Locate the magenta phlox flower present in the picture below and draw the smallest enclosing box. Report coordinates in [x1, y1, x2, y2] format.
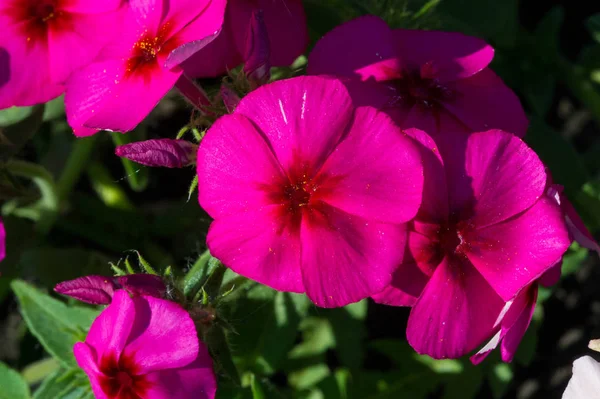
[183, 0, 307, 78]
[0, 0, 123, 108]
[55, 274, 166, 305]
[372, 128, 570, 359]
[75, 290, 216, 399]
[64, 0, 227, 137]
[115, 138, 198, 168]
[307, 16, 528, 137]
[0, 217, 5, 262]
[197, 76, 424, 307]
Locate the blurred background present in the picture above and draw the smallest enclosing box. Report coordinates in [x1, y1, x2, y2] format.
[1, 0, 600, 398]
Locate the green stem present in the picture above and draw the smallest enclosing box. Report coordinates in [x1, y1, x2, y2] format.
[56, 136, 97, 203]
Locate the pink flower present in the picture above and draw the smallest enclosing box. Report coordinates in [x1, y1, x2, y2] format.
[183, 0, 307, 78]
[307, 16, 528, 137]
[0, 217, 5, 262]
[0, 0, 122, 108]
[64, 0, 227, 137]
[197, 76, 424, 307]
[55, 274, 166, 305]
[373, 129, 570, 359]
[75, 290, 216, 399]
[470, 179, 600, 364]
[115, 139, 198, 168]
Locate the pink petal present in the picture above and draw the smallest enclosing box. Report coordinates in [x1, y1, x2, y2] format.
[256, 0, 307, 67]
[60, 0, 122, 14]
[0, 32, 64, 108]
[307, 15, 401, 81]
[372, 261, 428, 306]
[466, 197, 570, 302]
[164, 0, 227, 68]
[181, 26, 242, 78]
[300, 203, 406, 307]
[407, 257, 504, 359]
[0, 48, 8, 88]
[393, 29, 494, 82]
[501, 285, 537, 362]
[464, 130, 547, 229]
[143, 351, 216, 399]
[85, 290, 136, 360]
[78, 61, 181, 133]
[128, 0, 165, 34]
[0, 217, 5, 262]
[206, 206, 303, 293]
[561, 195, 600, 253]
[316, 106, 423, 224]
[74, 343, 110, 399]
[539, 263, 562, 287]
[407, 230, 443, 278]
[124, 295, 199, 373]
[443, 69, 528, 137]
[197, 113, 286, 218]
[235, 76, 354, 173]
[54, 276, 117, 305]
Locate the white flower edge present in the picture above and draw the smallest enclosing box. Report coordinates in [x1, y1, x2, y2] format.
[563, 356, 600, 399]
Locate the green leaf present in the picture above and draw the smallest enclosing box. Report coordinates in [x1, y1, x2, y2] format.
[488, 363, 514, 399]
[0, 362, 30, 399]
[33, 369, 91, 399]
[0, 105, 45, 160]
[22, 358, 60, 385]
[289, 364, 331, 390]
[586, 14, 600, 44]
[442, 366, 483, 399]
[250, 374, 266, 399]
[11, 280, 99, 367]
[323, 300, 367, 369]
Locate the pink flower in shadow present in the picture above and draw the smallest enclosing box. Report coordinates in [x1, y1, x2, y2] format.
[74, 290, 216, 399]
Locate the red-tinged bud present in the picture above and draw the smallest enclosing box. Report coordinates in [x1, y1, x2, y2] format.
[115, 139, 198, 168]
[55, 274, 167, 305]
[243, 9, 270, 88]
[220, 84, 241, 113]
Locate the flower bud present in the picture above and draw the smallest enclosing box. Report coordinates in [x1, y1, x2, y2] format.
[115, 139, 198, 168]
[220, 84, 241, 113]
[243, 9, 271, 88]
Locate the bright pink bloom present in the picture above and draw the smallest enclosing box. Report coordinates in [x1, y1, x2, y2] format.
[307, 16, 528, 137]
[75, 290, 216, 399]
[64, 0, 226, 136]
[0, 217, 5, 262]
[115, 139, 198, 168]
[55, 274, 166, 305]
[0, 0, 122, 108]
[373, 128, 570, 359]
[183, 0, 307, 78]
[197, 76, 424, 307]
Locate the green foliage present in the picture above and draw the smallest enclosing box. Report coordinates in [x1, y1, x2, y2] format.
[0, 362, 30, 399]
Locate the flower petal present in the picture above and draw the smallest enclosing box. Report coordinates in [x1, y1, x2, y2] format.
[74, 343, 110, 399]
[500, 285, 537, 362]
[206, 206, 303, 293]
[54, 276, 116, 305]
[124, 296, 199, 373]
[142, 350, 216, 399]
[393, 29, 494, 81]
[59, 0, 122, 14]
[235, 76, 354, 173]
[371, 261, 428, 306]
[466, 197, 570, 302]
[197, 113, 286, 218]
[563, 356, 600, 399]
[307, 15, 401, 81]
[443, 69, 528, 137]
[300, 203, 406, 307]
[128, 0, 165, 34]
[316, 106, 423, 224]
[407, 257, 504, 359]
[85, 290, 136, 360]
[464, 130, 547, 228]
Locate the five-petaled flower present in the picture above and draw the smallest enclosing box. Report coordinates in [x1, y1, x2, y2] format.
[373, 128, 570, 359]
[65, 0, 226, 136]
[0, 0, 122, 108]
[197, 75, 424, 307]
[308, 16, 528, 137]
[75, 290, 216, 399]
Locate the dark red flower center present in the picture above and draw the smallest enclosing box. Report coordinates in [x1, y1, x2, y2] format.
[387, 62, 454, 109]
[125, 24, 179, 82]
[4, 0, 72, 46]
[283, 177, 313, 211]
[437, 221, 470, 257]
[98, 353, 150, 399]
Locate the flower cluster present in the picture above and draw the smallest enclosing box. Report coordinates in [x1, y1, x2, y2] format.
[2, 1, 598, 398]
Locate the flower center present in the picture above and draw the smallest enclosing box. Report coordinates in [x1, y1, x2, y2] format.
[98, 353, 149, 399]
[125, 36, 162, 79]
[388, 63, 454, 108]
[284, 179, 312, 211]
[115, 371, 133, 388]
[439, 226, 462, 254]
[35, 2, 56, 22]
